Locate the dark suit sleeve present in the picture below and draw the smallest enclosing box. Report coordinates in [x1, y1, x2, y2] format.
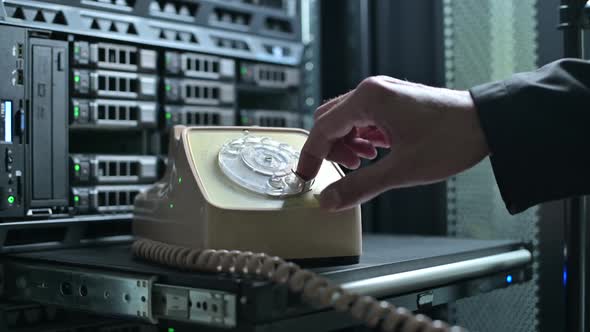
[469, 58, 590, 214]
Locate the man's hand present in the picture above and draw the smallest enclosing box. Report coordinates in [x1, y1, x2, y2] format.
[296, 76, 489, 211]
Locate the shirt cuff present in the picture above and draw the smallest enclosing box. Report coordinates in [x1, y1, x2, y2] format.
[470, 79, 526, 214]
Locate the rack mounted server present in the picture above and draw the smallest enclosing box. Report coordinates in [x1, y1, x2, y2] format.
[0, 0, 306, 235]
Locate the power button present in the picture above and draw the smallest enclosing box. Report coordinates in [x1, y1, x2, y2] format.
[0, 190, 15, 210]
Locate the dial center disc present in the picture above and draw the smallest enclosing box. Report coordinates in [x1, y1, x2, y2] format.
[218, 134, 309, 197]
[241, 144, 293, 176]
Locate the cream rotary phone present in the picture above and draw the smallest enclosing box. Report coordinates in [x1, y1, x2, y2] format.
[132, 126, 463, 332]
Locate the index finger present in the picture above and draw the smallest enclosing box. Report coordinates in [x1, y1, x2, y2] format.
[314, 91, 352, 120]
[296, 90, 370, 180]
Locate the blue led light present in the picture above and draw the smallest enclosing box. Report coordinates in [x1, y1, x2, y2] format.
[506, 275, 513, 284]
[563, 266, 568, 286]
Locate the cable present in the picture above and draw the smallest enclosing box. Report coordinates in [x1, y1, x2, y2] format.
[133, 238, 466, 332]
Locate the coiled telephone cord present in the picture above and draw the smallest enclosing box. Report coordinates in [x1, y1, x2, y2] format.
[133, 238, 466, 332]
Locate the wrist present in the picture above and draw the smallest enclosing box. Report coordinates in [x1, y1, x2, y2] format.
[460, 90, 490, 157]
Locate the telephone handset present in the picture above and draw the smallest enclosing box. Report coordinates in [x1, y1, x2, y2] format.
[132, 126, 465, 332]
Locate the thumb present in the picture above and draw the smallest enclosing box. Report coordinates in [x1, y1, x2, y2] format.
[319, 156, 393, 211]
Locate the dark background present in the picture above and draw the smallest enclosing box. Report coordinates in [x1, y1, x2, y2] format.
[319, 0, 566, 330]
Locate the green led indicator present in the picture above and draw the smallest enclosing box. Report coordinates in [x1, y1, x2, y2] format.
[74, 75, 80, 83]
[165, 84, 171, 92]
[240, 66, 248, 76]
[7, 196, 14, 204]
[168, 328, 175, 332]
[74, 46, 80, 54]
[169, 203, 174, 209]
[74, 195, 80, 203]
[74, 164, 81, 172]
[241, 116, 249, 124]
[73, 106, 80, 118]
[178, 177, 182, 184]
[165, 112, 172, 120]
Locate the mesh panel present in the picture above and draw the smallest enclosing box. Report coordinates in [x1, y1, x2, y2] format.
[443, 0, 539, 330]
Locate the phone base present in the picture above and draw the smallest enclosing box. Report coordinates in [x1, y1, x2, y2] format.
[133, 126, 362, 260]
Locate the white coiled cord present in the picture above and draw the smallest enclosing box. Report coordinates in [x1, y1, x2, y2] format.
[132, 238, 466, 332]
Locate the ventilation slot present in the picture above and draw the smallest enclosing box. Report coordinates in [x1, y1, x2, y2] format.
[96, 73, 138, 95]
[109, 22, 118, 32]
[12, 7, 26, 20]
[266, 17, 292, 33]
[213, 37, 249, 51]
[241, 0, 285, 10]
[7, 7, 68, 25]
[108, 105, 117, 120]
[97, 188, 139, 209]
[213, 8, 251, 27]
[150, 1, 199, 21]
[186, 112, 194, 125]
[257, 116, 287, 127]
[259, 69, 286, 83]
[119, 162, 128, 177]
[33, 10, 46, 22]
[87, 0, 136, 7]
[189, 112, 220, 125]
[85, 17, 137, 35]
[90, 19, 101, 30]
[98, 161, 107, 176]
[97, 45, 138, 68]
[97, 105, 106, 120]
[98, 161, 139, 178]
[118, 105, 128, 119]
[264, 45, 291, 57]
[156, 28, 198, 44]
[127, 24, 138, 35]
[53, 11, 67, 25]
[98, 191, 107, 206]
[183, 57, 220, 75]
[95, 103, 142, 124]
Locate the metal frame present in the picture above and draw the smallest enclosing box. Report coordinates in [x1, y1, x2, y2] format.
[0, 0, 303, 66]
[558, 1, 590, 331]
[0, 214, 133, 253]
[0, 246, 532, 331]
[57, 0, 301, 40]
[341, 249, 531, 297]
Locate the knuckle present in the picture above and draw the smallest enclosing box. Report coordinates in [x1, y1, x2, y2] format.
[356, 76, 392, 120]
[358, 76, 394, 101]
[358, 76, 383, 91]
[304, 126, 329, 156]
[313, 108, 324, 120]
[314, 102, 332, 119]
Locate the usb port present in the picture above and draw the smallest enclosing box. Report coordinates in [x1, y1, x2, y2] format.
[17, 43, 23, 59]
[16, 70, 23, 85]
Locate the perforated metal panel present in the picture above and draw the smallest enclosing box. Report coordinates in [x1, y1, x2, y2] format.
[443, 0, 540, 330]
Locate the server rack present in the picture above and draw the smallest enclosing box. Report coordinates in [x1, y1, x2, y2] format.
[0, 0, 309, 252]
[0, 2, 537, 332]
[0, 1, 312, 330]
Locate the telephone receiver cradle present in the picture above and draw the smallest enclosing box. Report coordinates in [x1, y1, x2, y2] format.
[133, 125, 362, 263]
